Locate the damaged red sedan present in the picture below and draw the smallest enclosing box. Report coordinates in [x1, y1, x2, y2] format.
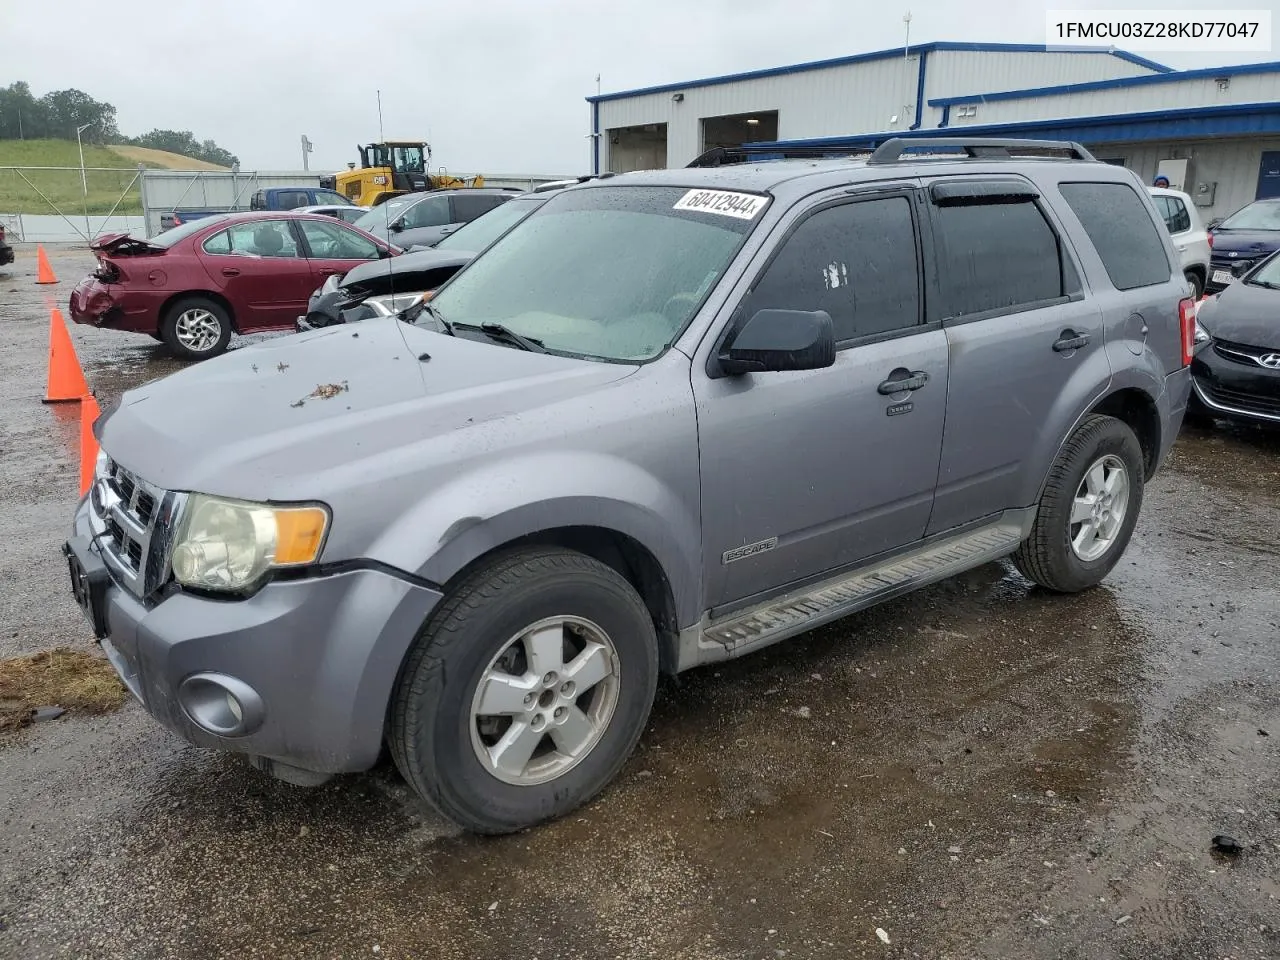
[69, 212, 399, 359]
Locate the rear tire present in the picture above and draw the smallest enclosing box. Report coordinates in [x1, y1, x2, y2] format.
[390, 547, 659, 834]
[1013, 415, 1145, 593]
[1185, 271, 1205, 301]
[161, 296, 232, 360]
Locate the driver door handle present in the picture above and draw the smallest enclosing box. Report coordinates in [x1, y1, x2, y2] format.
[1053, 330, 1091, 352]
[877, 370, 929, 395]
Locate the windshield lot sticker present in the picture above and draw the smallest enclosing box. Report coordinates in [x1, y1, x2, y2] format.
[674, 190, 767, 220]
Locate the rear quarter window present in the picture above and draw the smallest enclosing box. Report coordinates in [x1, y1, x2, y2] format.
[1060, 182, 1172, 290]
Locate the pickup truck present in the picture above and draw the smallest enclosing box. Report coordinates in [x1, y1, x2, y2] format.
[160, 186, 355, 231]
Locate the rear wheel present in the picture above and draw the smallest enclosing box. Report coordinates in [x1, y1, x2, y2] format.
[161, 296, 232, 360]
[390, 547, 658, 834]
[1185, 271, 1205, 300]
[1013, 415, 1145, 593]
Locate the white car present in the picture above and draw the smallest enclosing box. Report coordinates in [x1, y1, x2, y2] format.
[295, 204, 370, 225]
[1148, 186, 1212, 299]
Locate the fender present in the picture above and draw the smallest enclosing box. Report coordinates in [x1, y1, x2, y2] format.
[363, 450, 703, 629]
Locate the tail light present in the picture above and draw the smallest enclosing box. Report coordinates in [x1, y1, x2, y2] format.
[1178, 296, 1196, 366]
[1206, 231, 1214, 249]
[0, 224, 6, 242]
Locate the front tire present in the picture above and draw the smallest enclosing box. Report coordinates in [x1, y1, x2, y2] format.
[1013, 415, 1145, 593]
[390, 548, 659, 834]
[162, 296, 232, 360]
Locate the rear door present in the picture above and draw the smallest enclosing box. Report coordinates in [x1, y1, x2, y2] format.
[695, 184, 949, 609]
[924, 176, 1109, 535]
[197, 219, 315, 330]
[295, 218, 386, 286]
[397, 194, 454, 247]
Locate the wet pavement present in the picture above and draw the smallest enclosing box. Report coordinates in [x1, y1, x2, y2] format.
[1, 246, 1278, 960]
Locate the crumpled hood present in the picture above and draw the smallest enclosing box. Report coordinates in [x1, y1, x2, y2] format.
[1199, 282, 1280, 347]
[341, 247, 475, 290]
[99, 318, 638, 499]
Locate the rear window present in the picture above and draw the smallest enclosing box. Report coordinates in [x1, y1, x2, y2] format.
[1219, 200, 1280, 230]
[151, 215, 230, 247]
[1060, 182, 1171, 290]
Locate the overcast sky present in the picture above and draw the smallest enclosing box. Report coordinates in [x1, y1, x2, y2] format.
[2, 0, 1277, 174]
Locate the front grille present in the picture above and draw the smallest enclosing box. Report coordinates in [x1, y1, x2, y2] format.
[90, 459, 177, 598]
[1213, 338, 1280, 368]
[1200, 380, 1280, 417]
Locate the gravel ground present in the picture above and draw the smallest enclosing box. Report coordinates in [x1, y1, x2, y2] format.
[1, 245, 1277, 960]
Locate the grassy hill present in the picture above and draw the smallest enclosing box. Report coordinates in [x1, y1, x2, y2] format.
[0, 139, 225, 215]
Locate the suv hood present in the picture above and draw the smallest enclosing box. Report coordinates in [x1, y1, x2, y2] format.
[99, 318, 638, 499]
[341, 247, 475, 291]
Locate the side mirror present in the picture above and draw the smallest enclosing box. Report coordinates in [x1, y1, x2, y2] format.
[389, 219, 405, 233]
[1232, 261, 1251, 278]
[1207, 218, 1223, 230]
[719, 309, 835, 376]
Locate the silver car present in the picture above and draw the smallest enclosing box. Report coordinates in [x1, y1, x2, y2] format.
[66, 138, 1193, 834]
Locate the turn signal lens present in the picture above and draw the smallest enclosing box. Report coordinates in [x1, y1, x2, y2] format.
[273, 507, 330, 565]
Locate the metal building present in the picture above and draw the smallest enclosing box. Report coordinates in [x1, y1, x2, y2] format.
[587, 41, 1280, 222]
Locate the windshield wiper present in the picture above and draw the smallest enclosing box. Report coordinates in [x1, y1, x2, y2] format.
[1247, 279, 1280, 290]
[455, 321, 546, 353]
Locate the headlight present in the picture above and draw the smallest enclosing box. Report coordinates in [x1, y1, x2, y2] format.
[321, 273, 342, 294]
[1194, 319, 1211, 345]
[364, 292, 424, 317]
[170, 494, 330, 592]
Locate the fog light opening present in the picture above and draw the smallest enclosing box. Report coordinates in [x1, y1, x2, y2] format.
[177, 673, 264, 737]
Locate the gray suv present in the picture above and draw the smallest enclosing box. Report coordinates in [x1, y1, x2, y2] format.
[65, 138, 1194, 834]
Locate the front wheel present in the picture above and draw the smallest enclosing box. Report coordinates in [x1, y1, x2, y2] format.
[161, 296, 232, 360]
[389, 548, 659, 834]
[1013, 415, 1145, 593]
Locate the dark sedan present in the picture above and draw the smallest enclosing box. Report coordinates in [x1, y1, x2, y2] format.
[1190, 251, 1280, 426]
[1207, 198, 1280, 293]
[299, 192, 550, 329]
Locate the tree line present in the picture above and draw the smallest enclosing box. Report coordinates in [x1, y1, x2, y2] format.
[0, 81, 239, 167]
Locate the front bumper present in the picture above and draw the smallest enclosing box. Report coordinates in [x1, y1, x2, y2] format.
[1191, 344, 1280, 424]
[68, 499, 443, 774]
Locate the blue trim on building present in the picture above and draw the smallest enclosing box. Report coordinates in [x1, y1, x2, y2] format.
[909, 51, 928, 130]
[591, 101, 600, 175]
[742, 101, 1280, 150]
[584, 41, 1169, 104]
[929, 59, 1280, 106]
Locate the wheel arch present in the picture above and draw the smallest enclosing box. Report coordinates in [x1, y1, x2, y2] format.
[159, 290, 239, 334]
[1088, 386, 1162, 478]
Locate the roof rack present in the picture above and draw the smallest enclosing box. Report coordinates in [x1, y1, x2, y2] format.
[867, 138, 1096, 164]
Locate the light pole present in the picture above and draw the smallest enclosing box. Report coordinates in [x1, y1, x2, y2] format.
[76, 121, 95, 239]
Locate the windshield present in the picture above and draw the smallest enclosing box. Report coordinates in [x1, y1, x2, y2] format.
[392, 145, 425, 172]
[152, 215, 229, 247]
[427, 185, 764, 362]
[1246, 252, 1280, 287]
[436, 198, 544, 252]
[353, 197, 418, 232]
[1219, 201, 1280, 231]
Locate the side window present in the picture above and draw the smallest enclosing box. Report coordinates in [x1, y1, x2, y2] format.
[313, 190, 350, 207]
[452, 194, 507, 222]
[202, 220, 301, 258]
[1060, 182, 1172, 290]
[932, 195, 1070, 318]
[742, 196, 921, 343]
[298, 219, 380, 260]
[250, 191, 266, 211]
[403, 196, 451, 228]
[1167, 197, 1192, 233]
[275, 190, 310, 210]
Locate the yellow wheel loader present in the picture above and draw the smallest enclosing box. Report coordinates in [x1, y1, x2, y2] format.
[321, 141, 485, 206]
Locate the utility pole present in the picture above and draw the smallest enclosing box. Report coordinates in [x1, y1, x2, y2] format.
[903, 11, 912, 58]
[300, 134, 313, 172]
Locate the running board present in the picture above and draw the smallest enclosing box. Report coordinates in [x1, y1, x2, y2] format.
[694, 521, 1024, 662]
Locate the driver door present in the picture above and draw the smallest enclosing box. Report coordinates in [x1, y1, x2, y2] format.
[296, 218, 385, 287]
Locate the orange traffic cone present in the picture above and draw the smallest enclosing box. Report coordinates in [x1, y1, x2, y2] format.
[43, 308, 91, 403]
[79, 394, 101, 496]
[36, 245, 58, 284]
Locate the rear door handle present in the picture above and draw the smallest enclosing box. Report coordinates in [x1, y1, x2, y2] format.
[877, 370, 929, 395]
[1053, 330, 1091, 352]
[221, 267, 241, 278]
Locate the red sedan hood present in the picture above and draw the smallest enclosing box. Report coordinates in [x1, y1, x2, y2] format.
[89, 233, 165, 256]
